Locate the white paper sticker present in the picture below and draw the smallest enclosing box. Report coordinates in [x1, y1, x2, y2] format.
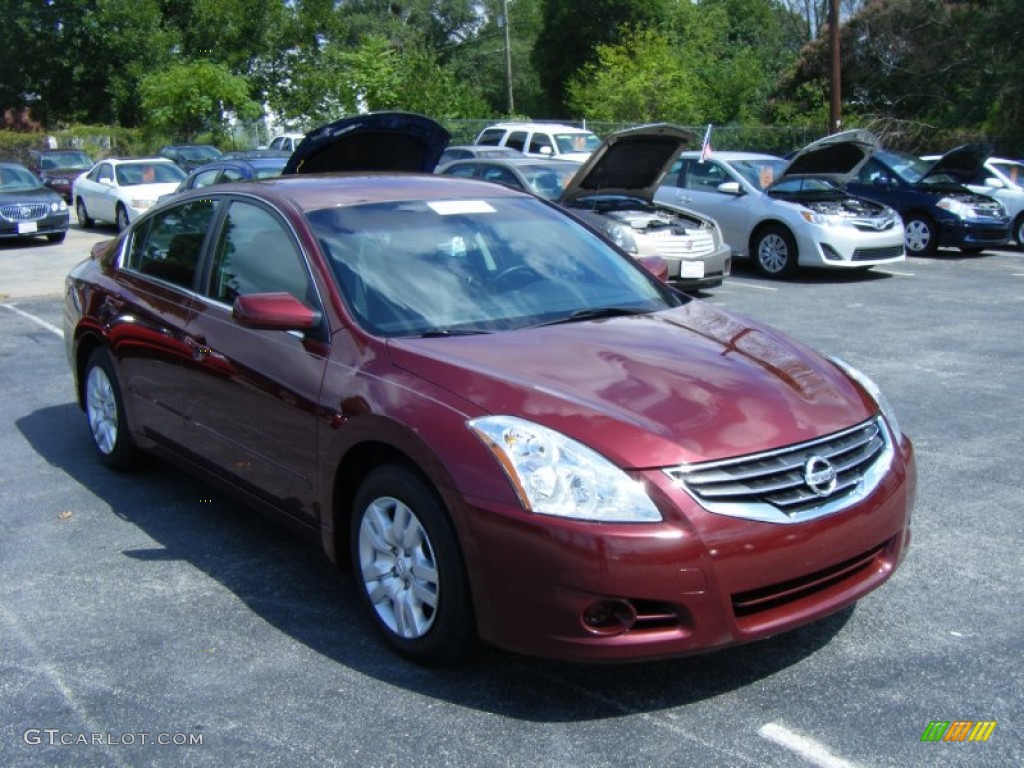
[427, 200, 496, 215]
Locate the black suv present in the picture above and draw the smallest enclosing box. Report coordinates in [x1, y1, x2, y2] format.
[846, 144, 1009, 256]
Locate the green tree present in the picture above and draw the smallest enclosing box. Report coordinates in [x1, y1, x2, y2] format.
[533, 0, 673, 116]
[139, 61, 261, 141]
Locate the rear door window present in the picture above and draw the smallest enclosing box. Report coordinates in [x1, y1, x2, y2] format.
[504, 131, 528, 152]
[125, 200, 218, 289]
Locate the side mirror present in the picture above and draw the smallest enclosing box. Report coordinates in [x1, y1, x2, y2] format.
[718, 181, 742, 195]
[984, 177, 1005, 189]
[233, 292, 321, 331]
[538, 146, 553, 156]
[99, 177, 114, 186]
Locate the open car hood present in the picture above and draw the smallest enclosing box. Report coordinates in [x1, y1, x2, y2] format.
[779, 129, 879, 185]
[920, 143, 992, 184]
[283, 112, 451, 175]
[559, 124, 696, 205]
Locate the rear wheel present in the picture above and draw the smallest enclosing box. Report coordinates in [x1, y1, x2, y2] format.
[752, 225, 798, 278]
[76, 198, 94, 228]
[83, 348, 140, 470]
[350, 463, 474, 665]
[903, 214, 937, 256]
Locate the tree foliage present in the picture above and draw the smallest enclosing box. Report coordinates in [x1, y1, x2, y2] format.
[139, 61, 261, 141]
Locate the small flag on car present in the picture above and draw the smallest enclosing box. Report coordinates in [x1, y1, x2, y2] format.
[700, 124, 713, 163]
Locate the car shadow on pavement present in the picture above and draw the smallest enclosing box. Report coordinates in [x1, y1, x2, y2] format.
[726, 259, 895, 285]
[18, 403, 852, 723]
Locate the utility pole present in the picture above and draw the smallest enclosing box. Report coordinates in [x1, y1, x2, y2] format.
[501, 0, 514, 113]
[829, 0, 841, 133]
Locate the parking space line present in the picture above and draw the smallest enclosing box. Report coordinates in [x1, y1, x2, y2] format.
[718, 281, 779, 292]
[0, 302, 64, 338]
[874, 269, 915, 276]
[758, 722, 862, 768]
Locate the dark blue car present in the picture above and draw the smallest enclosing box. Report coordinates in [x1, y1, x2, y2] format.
[846, 144, 1010, 256]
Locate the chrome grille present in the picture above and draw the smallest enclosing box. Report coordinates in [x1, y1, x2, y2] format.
[652, 229, 717, 258]
[852, 245, 904, 261]
[664, 417, 893, 524]
[0, 203, 51, 222]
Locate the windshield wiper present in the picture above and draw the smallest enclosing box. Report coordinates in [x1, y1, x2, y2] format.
[532, 306, 650, 328]
[417, 328, 494, 338]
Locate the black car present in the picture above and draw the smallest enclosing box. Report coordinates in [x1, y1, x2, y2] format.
[169, 155, 290, 195]
[157, 144, 223, 172]
[0, 162, 70, 243]
[27, 149, 94, 202]
[846, 144, 1010, 256]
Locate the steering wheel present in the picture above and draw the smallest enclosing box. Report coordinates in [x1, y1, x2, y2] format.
[489, 265, 539, 291]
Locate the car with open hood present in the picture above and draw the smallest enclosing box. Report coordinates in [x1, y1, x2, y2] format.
[439, 125, 731, 290]
[846, 144, 1010, 256]
[921, 154, 1024, 246]
[655, 130, 906, 278]
[0, 161, 69, 243]
[65, 111, 915, 665]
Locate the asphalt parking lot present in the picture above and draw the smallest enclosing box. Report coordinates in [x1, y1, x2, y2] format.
[1, 227, 1022, 767]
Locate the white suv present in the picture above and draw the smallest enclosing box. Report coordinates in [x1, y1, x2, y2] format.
[264, 133, 306, 153]
[475, 122, 601, 162]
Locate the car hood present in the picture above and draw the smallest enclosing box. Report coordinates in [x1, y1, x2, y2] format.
[778, 129, 879, 185]
[0, 186, 63, 204]
[283, 112, 451, 175]
[920, 143, 992, 184]
[560, 124, 697, 205]
[387, 300, 874, 468]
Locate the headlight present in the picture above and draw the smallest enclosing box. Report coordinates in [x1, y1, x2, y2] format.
[936, 197, 973, 219]
[603, 221, 638, 254]
[829, 356, 902, 443]
[800, 210, 849, 227]
[468, 415, 662, 522]
[50, 201, 67, 212]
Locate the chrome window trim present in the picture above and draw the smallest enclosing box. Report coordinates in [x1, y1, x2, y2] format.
[664, 417, 894, 525]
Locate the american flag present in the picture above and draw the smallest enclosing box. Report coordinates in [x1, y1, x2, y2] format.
[699, 124, 713, 163]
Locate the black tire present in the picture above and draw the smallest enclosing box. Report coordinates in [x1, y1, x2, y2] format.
[115, 204, 130, 232]
[903, 214, 938, 256]
[1013, 214, 1024, 246]
[76, 198, 94, 228]
[350, 463, 474, 665]
[83, 348, 141, 471]
[752, 225, 798, 278]
[47, 231, 66, 244]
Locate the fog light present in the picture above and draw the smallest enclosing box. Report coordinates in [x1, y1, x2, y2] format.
[582, 600, 637, 636]
[820, 243, 843, 261]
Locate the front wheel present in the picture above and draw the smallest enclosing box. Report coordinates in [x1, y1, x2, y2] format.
[350, 463, 474, 665]
[83, 348, 140, 470]
[76, 198, 94, 228]
[752, 225, 798, 278]
[1013, 214, 1024, 246]
[115, 204, 130, 232]
[903, 214, 937, 256]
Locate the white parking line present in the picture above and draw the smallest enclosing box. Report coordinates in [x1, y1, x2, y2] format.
[0, 302, 64, 338]
[720, 281, 779, 292]
[758, 722, 862, 768]
[874, 268, 915, 276]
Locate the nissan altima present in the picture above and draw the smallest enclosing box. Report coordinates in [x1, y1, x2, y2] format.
[64, 113, 915, 665]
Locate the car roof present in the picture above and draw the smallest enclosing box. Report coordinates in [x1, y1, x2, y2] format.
[679, 150, 779, 162]
[483, 122, 594, 132]
[99, 157, 179, 165]
[173, 172, 531, 213]
[443, 157, 580, 170]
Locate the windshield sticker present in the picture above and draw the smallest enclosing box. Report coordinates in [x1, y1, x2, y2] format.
[428, 201, 496, 215]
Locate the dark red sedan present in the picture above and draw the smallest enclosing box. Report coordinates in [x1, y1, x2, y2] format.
[64, 113, 915, 664]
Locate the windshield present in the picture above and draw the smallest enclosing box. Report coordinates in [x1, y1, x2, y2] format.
[553, 132, 602, 154]
[769, 177, 842, 194]
[179, 146, 221, 161]
[990, 159, 1024, 189]
[874, 150, 938, 184]
[728, 158, 788, 191]
[115, 163, 187, 186]
[0, 166, 44, 190]
[308, 196, 675, 337]
[518, 163, 577, 200]
[40, 151, 93, 171]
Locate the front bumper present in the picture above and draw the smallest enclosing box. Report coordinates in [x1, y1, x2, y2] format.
[459, 435, 915, 662]
[0, 213, 69, 239]
[937, 217, 1010, 250]
[797, 224, 906, 268]
[664, 243, 732, 289]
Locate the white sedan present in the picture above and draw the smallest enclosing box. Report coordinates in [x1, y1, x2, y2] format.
[72, 158, 185, 231]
